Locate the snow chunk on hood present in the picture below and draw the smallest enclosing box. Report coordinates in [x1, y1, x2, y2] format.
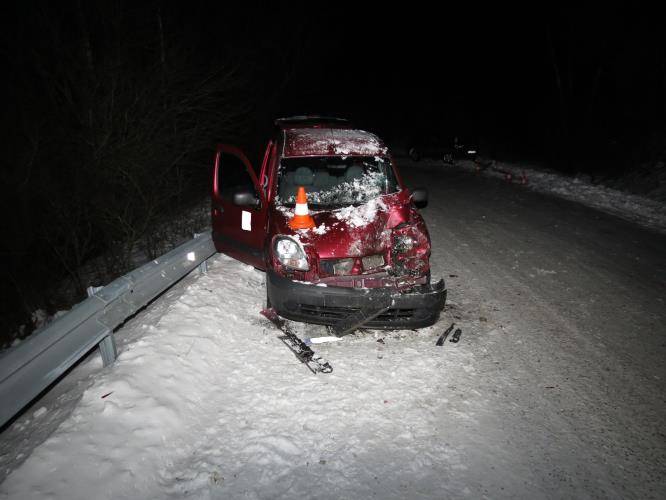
[333, 197, 386, 228]
[312, 224, 328, 235]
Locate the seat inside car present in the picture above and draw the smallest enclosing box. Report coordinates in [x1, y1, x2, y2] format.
[345, 165, 364, 182]
[279, 166, 314, 199]
[313, 170, 335, 190]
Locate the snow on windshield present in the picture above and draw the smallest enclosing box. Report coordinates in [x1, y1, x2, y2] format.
[275, 156, 398, 208]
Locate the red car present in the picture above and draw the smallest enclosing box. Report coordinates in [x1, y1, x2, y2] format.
[212, 116, 446, 333]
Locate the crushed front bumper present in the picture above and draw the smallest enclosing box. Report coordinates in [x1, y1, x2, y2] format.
[267, 271, 446, 329]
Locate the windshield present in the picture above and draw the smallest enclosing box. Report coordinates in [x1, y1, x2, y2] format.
[276, 156, 399, 208]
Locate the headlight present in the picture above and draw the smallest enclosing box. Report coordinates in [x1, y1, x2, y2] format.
[394, 235, 415, 253]
[467, 150, 476, 155]
[274, 237, 309, 271]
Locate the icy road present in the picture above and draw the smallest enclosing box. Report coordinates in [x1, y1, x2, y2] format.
[1, 161, 665, 499]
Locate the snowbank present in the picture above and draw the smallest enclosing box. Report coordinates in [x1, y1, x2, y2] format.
[459, 159, 666, 234]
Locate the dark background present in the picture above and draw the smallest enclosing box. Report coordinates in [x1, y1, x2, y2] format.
[1, 1, 664, 341]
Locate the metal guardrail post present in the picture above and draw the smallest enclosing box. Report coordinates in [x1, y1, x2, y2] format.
[87, 286, 117, 366]
[198, 260, 208, 274]
[86, 285, 103, 297]
[195, 232, 209, 274]
[98, 333, 117, 367]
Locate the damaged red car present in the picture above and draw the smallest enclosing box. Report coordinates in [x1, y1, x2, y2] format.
[212, 116, 446, 334]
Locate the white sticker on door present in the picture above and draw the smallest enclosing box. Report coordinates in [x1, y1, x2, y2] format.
[241, 210, 251, 231]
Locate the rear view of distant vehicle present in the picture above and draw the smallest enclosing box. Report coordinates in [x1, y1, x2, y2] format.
[408, 135, 477, 163]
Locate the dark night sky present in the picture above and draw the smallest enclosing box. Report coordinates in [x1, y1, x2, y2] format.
[190, 3, 663, 166]
[2, 2, 663, 163]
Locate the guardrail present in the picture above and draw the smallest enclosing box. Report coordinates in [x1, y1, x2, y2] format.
[0, 232, 217, 428]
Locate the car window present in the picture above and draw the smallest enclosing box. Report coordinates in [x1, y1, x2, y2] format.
[276, 156, 398, 208]
[217, 152, 256, 201]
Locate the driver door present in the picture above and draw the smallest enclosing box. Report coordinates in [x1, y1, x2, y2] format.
[212, 144, 268, 269]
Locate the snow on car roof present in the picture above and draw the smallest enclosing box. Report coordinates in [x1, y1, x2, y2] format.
[282, 128, 388, 158]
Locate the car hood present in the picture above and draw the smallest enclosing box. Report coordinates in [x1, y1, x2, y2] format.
[272, 192, 412, 259]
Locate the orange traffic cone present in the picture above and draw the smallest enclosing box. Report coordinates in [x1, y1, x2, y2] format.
[289, 186, 316, 230]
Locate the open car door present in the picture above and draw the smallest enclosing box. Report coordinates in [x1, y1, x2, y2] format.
[212, 144, 268, 269]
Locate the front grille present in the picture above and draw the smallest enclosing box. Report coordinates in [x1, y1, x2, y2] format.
[295, 304, 415, 324]
[298, 304, 356, 320]
[376, 308, 415, 321]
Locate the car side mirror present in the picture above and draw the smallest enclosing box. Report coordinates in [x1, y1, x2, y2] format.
[411, 188, 428, 208]
[233, 189, 260, 208]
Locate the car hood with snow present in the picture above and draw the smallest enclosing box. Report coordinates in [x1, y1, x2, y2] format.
[270, 191, 432, 286]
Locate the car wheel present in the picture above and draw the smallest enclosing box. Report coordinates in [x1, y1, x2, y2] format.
[443, 153, 454, 164]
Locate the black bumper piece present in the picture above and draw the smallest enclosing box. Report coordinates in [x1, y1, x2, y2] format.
[267, 271, 446, 330]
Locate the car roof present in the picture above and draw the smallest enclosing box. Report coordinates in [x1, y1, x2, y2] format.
[281, 127, 388, 158]
[274, 116, 351, 128]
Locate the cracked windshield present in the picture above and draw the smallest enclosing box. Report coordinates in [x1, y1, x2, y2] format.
[276, 156, 398, 208]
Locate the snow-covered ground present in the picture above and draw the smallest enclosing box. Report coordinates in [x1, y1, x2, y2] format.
[458, 158, 666, 234]
[1, 161, 665, 499]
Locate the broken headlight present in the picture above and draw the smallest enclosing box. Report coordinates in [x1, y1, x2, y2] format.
[393, 235, 415, 253]
[274, 236, 309, 271]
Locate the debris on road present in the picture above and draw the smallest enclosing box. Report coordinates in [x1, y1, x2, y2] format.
[261, 308, 333, 374]
[435, 323, 455, 346]
[474, 159, 528, 185]
[331, 299, 393, 337]
[304, 336, 343, 345]
[450, 328, 462, 343]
